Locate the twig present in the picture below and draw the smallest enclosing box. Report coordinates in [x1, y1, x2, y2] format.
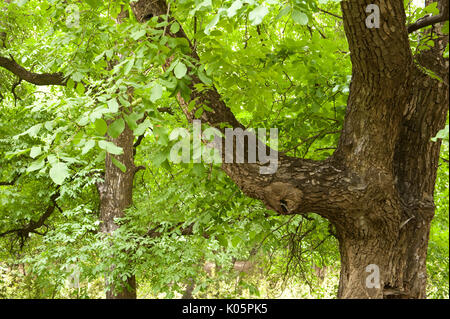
[408, 4, 449, 34]
[318, 8, 342, 20]
[281, 130, 340, 154]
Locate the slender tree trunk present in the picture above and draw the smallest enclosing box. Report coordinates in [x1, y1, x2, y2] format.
[182, 278, 196, 299]
[96, 8, 139, 300]
[97, 123, 137, 299]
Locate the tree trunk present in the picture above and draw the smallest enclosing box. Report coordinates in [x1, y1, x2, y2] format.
[335, 210, 432, 298]
[96, 8, 138, 300]
[129, 0, 448, 299]
[1, 1, 446, 299]
[97, 123, 137, 299]
[333, 0, 448, 299]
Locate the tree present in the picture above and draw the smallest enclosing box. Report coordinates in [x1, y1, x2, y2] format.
[0, 0, 448, 299]
[128, 0, 449, 298]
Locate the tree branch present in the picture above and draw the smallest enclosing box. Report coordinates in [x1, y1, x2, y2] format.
[128, 0, 367, 220]
[407, 0, 449, 33]
[0, 174, 20, 186]
[280, 130, 341, 154]
[318, 8, 342, 20]
[0, 191, 60, 248]
[0, 56, 66, 86]
[157, 107, 174, 115]
[147, 221, 210, 239]
[408, 14, 449, 33]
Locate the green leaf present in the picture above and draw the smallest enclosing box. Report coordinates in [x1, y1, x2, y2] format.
[123, 112, 144, 131]
[443, 43, 449, 59]
[190, 0, 212, 15]
[107, 98, 119, 113]
[133, 118, 152, 136]
[311, 101, 320, 113]
[174, 62, 187, 79]
[76, 82, 85, 95]
[194, 107, 204, 118]
[431, 125, 449, 142]
[108, 118, 125, 138]
[14, 0, 28, 7]
[30, 146, 42, 159]
[98, 140, 123, 155]
[81, 140, 96, 155]
[95, 118, 108, 135]
[77, 116, 90, 126]
[170, 22, 180, 34]
[105, 49, 114, 60]
[67, 78, 75, 90]
[111, 157, 127, 173]
[131, 29, 146, 40]
[424, 2, 439, 15]
[276, 5, 291, 20]
[217, 235, 228, 247]
[150, 83, 163, 102]
[159, 78, 177, 89]
[124, 57, 135, 75]
[44, 121, 53, 131]
[249, 5, 269, 26]
[292, 10, 308, 25]
[227, 0, 243, 18]
[204, 13, 221, 35]
[49, 162, 69, 185]
[153, 126, 169, 145]
[192, 163, 206, 177]
[197, 69, 212, 85]
[151, 150, 169, 167]
[85, 0, 101, 8]
[26, 124, 42, 138]
[71, 72, 83, 82]
[47, 155, 58, 165]
[231, 235, 241, 247]
[27, 158, 45, 173]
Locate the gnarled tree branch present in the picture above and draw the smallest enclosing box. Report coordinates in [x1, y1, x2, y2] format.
[128, 0, 377, 221]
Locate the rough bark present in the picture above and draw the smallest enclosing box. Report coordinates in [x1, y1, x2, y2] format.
[1, 0, 446, 300]
[0, 56, 66, 85]
[130, 0, 449, 299]
[323, 0, 448, 299]
[97, 122, 138, 299]
[94, 8, 140, 300]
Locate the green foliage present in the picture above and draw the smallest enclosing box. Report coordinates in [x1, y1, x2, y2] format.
[0, 0, 447, 299]
[427, 135, 449, 299]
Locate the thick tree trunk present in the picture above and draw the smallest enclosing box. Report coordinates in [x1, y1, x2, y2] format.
[333, 0, 448, 299]
[97, 123, 137, 299]
[1, 2, 446, 298]
[335, 210, 432, 298]
[129, 0, 449, 299]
